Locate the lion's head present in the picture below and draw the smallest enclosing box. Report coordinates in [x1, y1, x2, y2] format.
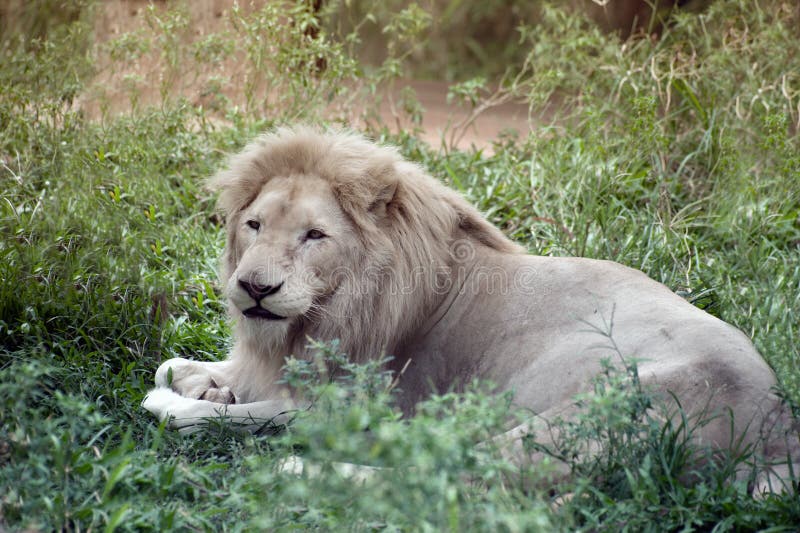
[209, 127, 523, 361]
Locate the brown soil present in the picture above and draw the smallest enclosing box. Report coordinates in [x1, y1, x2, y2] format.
[372, 79, 533, 151]
[85, 0, 533, 151]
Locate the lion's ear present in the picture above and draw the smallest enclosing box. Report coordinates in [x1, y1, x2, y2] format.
[368, 182, 397, 218]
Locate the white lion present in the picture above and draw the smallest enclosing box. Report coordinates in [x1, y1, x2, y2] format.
[143, 126, 798, 494]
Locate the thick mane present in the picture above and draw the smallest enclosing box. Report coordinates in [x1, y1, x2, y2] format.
[210, 126, 524, 361]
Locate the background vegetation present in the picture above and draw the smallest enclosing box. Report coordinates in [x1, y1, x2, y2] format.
[1, 0, 799, 530]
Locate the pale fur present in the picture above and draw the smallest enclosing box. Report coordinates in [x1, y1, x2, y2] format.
[143, 126, 799, 495]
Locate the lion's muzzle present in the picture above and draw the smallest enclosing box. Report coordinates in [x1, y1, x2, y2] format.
[238, 279, 283, 301]
[236, 279, 288, 320]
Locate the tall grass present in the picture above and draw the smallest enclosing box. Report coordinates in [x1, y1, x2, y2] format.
[1, 1, 799, 530]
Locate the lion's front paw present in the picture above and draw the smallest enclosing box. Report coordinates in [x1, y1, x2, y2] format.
[154, 357, 235, 403]
[199, 384, 236, 404]
[142, 387, 228, 433]
[142, 388, 193, 428]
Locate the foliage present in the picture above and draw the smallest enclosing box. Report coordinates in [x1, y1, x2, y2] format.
[1, 0, 799, 530]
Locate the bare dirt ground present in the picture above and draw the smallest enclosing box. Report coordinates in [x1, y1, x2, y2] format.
[374, 79, 533, 151]
[88, 0, 533, 151]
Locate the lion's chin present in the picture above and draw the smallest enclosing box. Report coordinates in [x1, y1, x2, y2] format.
[242, 306, 287, 321]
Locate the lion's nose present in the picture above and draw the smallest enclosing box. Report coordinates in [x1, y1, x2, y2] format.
[238, 279, 283, 301]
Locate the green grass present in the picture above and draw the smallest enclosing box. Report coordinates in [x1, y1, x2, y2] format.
[1, 1, 799, 530]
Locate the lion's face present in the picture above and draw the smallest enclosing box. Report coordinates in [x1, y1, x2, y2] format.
[225, 174, 359, 335]
[211, 127, 522, 359]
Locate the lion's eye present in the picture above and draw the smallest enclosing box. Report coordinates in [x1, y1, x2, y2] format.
[305, 228, 326, 240]
[246, 220, 260, 231]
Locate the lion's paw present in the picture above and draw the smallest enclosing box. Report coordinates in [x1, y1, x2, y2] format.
[199, 385, 236, 404]
[142, 387, 228, 434]
[154, 357, 196, 388]
[154, 358, 235, 403]
[142, 387, 192, 425]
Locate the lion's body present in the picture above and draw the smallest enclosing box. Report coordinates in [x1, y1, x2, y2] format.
[392, 251, 775, 420]
[143, 127, 798, 494]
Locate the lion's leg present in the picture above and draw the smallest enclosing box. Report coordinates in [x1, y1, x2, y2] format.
[142, 387, 300, 434]
[490, 413, 583, 489]
[751, 395, 800, 497]
[154, 357, 237, 404]
[496, 396, 800, 497]
[278, 455, 382, 483]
